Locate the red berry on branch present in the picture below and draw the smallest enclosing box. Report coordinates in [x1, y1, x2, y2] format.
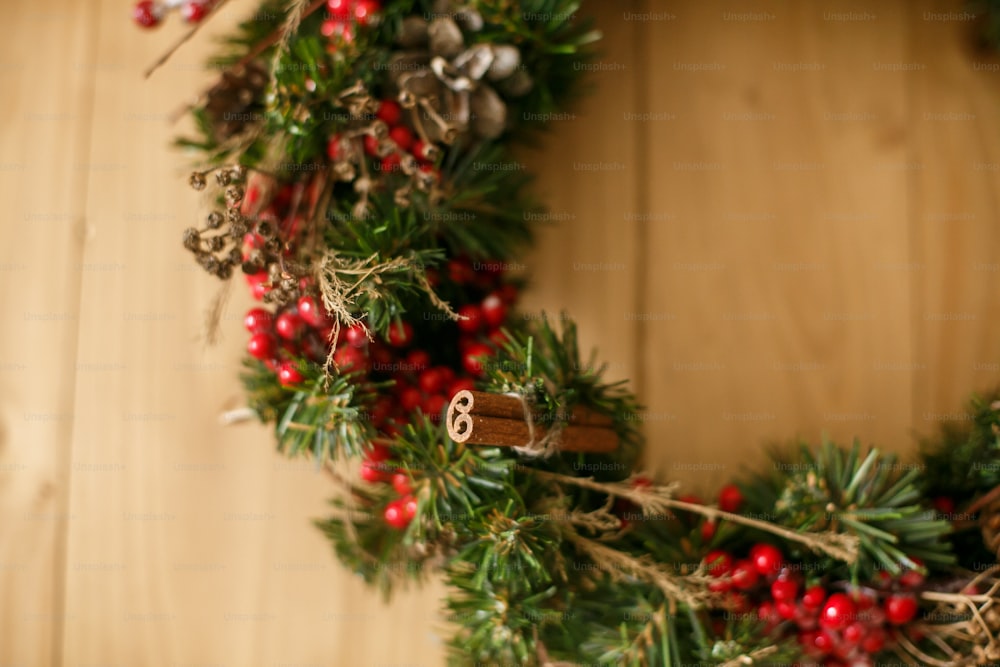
[462, 343, 493, 376]
[717, 484, 743, 513]
[321, 19, 353, 42]
[400, 386, 423, 412]
[819, 593, 856, 631]
[406, 349, 430, 371]
[376, 99, 402, 126]
[700, 520, 716, 542]
[387, 321, 413, 347]
[402, 494, 418, 520]
[344, 323, 368, 348]
[704, 550, 732, 576]
[418, 367, 446, 395]
[412, 140, 434, 163]
[277, 361, 305, 387]
[884, 594, 918, 625]
[898, 565, 925, 589]
[327, 134, 344, 161]
[932, 496, 955, 516]
[392, 472, 412, 496]
[297, 296, 327, 328]
[498, 283, 519, 304]
[457, 304, 483, 333]
[363, 134, 380, 157]
[180, 1, 209, 23]
[861, 628, 886, 653]
[360, 460, 388, 483]
[770, 578, 799, 602]
[423, 394, 447, 420]
[389, 126, 413, 151]
[133, 0, 161, 28]
[247, 332, 276, 361]
[775, 600, 797, 620]
[275, 310, 306, 340]
[244, 308, 274, 334]
[480, 293, 507, 330]
[448, 377, 476, 397]
[730, 560, 759, 590]
[749, 543, 784, 577]
[383, 499, 410, 529]
[333, 345, 368, 374]
[353, 0, 380, 25]
[327, 0, 352, 18]
[447, 258, 474, 284]
[802, 585, 827, 609]
[842, 621, 867, 645]
[380, 154, 402, 173]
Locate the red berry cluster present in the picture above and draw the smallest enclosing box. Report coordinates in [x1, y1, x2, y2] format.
[358, 443, 418, 530]
[704, 545, 926, 665]
[132, 0, 216, 28]
[322, 0, 381, 45]
[328, 98, 441, 182]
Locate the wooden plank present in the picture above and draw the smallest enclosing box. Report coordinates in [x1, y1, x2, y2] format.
[908, 0, 1000, 442]
[517, 1, 643, 390]
[0, 1, 98, 665]
[640, 0, 914, 491]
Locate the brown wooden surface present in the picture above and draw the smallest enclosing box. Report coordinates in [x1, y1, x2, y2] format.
[4, 0, 1000, 664]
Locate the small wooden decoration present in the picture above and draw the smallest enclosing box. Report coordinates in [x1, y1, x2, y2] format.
[445, 390, 619, 454]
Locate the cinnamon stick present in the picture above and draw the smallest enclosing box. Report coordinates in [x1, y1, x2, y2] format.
[446, 390, 619, 454]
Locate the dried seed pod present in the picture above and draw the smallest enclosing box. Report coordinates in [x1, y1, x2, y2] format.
[215, 170, 232, 186]
[182, 228, 201, 251]
[224, 185, 245, 208]
[488, 45, 521, 81]
[428, 17, 464, 58]
[471, 86, 506, 139]
[206, 211, 224, 229]
[398, 16, 429, 48]
[455, 7, 483, 32]
[189, 171, 207, 191]
[207, 236, 226, 252]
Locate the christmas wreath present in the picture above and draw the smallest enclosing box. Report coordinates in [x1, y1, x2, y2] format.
[137, 1, 1000, 665]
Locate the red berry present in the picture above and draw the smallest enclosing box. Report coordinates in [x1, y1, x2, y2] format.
[406, 349, 430, 371]
[842, 621, 866, 645]
[326, 0, 351, 17]
[480, 293, 507, 330]
[448, 377, 476, 397]
[749, 543, 783, 577]
[802, 585, 827, 609]
[297, 296, 328, 328]
[775, 600, 797, 620]
[412, 140, 434, 163]
[360, 460, 389, 483]
[247, 332, 276, 361]
[275, 310, 306, 340]
[819, 593, 856, 631]
[811, 630, 835, 654]
[932, 496, 955, 515]
[327, 134, 344, 161]
[704, 550, 732, 577]
[353, 0, 380, 25]
[387, 321, 413, 347]
[498, 283, 519, 304]
[717, 484, 743, 513]
[770, 578, 799, 602]
[399, 386, 423, 412]
[462, 343, 493, 376]
[363, 134, 380, 156]
[277, 361, 305, 387]
[344, 323, 369, 348]
[423, 394, 447, 420]
[365, 443, 391, 463]
[333, 345, 368, 374]
[244, 308, 274, 334]
[700, 520, 716, 542]
[133, 0, 161, 28]
[861, 628, 886, 653]
[418, 367, 446, 395]
[392, 472, 412, 496]
[884, 594, 918, 625]
[380, 154, 402, 173]
[383, 499, 410, 529]
[376, 99, 402, 126]
[730, 560, 759, 590]
[457, 304, 483, 333]
[898, 567, 925, 589]
[388, 125, 413, 151]
[402, 497, 418, 521]
[180, 1, 209, 23]
[447, 258, 475, 284]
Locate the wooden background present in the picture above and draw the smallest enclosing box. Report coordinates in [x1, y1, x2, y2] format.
[3, 0, 1000, 664]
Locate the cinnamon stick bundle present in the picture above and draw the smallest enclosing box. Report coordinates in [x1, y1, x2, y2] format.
[445, 390, 618, 454]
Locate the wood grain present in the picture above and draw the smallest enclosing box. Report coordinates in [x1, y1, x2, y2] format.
[0, 1, 97, 664]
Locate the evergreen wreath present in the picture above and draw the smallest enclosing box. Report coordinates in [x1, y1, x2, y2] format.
[136, 1, 1000, 665]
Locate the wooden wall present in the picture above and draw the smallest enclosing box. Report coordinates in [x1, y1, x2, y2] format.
[3, 0, 1000, 664]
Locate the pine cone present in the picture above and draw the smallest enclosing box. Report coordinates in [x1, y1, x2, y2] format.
[204, 61, 269, 142]
[981, 487, 1000, 562]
